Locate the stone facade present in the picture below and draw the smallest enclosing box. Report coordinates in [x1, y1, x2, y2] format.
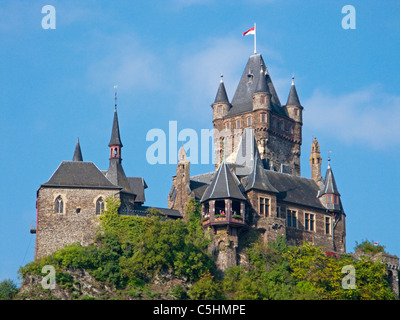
[35, 187, 118, 259]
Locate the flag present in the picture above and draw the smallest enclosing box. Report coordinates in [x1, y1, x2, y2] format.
[243, 26, 255, 36]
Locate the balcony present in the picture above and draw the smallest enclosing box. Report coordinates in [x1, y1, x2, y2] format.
[202, 213, 245, 228]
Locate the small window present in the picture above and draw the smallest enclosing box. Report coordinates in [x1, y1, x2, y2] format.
[287, 210, 297, 228]
[259, 197, 270, 217]
[236, 120, 241, 129]
[247, 117, 251, 126]
[261, 113, 266, 123]
[96, 197, 105, 215]
[260, 96, 266, 104]
[55, 196, 64, 214]
[226, 122, 230, 130]
[325, 217, 331, 234]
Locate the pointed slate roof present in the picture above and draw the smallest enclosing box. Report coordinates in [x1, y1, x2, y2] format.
[286, 77, 301, 106]
[214, 76, 230, 104]
[72, 138, 83, 162]
[320, 162, 340, 196]
[106, 160, 135, 195]
[228, 54, 287, 117]
[254, 64, 269, 93]
[42, 161, 121, 189]
[200, 161, 246, 203]
[109, 108, 123, 147]
[244, 140, 278, 193]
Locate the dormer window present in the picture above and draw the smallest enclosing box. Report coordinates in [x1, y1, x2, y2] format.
[327, 194, 339, 205]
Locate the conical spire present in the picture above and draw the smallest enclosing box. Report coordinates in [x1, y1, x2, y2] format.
[72, 138, 83, 162]
[244, 136, 278, 193]
[108, 107, 123, 147]
[214, 74, 230, 104]
[286, 75, 301, 106]
[254, 63, 269, 93]
[321, 159, 340, 196]
[200, 161, 246, 203]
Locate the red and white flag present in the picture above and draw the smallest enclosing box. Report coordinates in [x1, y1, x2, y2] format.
[243, 26, 255, 36]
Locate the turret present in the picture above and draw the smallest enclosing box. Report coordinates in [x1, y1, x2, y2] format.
[212, 75, 231, 121]
[252, 64, 271, 111]
[72, 138, 83, 162]
[319, 158, 342, 212]
[285, 75, 303, 123]
[310, 138, 323, 185]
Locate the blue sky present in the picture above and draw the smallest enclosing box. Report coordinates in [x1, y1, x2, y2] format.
[1, 0, 399, 283]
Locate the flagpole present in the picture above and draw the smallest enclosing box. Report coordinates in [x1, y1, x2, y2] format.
[254, 23, 257, 55]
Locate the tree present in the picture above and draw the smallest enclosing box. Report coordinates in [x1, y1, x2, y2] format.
[0, 279, 18, 300]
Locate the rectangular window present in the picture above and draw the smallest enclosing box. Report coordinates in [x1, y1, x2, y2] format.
[287, 210, 296, 228]
[325, 217, 331, 234]
[261, 113, 266, 123]
[260, 96, 266, 104]
[259, 197, 270, 217]
[247, 117, 251, 126]
[304, 213, 309, 231]
[276, 206, 281, 218]
[226, 122, 230, 130]
[236, 120, 241, 129]
[305, 213, 315, 231]
[310, 214, 315, 231]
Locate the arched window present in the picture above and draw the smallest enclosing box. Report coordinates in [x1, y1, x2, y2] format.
[55, 196, 64, 213]
[96, 197, 105, 215]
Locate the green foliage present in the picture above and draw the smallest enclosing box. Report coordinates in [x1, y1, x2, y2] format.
[188, 272, 224, 300]
[18, 196, 396, 300]
[355, 239, 386, 255]
[0, 279, 18, 300]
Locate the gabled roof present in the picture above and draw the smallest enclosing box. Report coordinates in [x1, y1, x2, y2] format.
[200, 161, 246, 202]
[214, 77, 230, 104]
[109, 108, 123, 147]
[42, 161, 121, 189]
[286, 79, 301, 106]
[265, 171, 326, 209]
[228, 54, 287, 117]
[72, 138, 83, 162]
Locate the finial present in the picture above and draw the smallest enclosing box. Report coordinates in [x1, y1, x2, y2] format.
[114, 85, 118, 110]
[291, 73, 295, 85]
[220, 74, 224, 83]
[328, 151, 332, 167]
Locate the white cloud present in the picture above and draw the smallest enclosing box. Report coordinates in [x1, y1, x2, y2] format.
[86, 34, 161, 95]
[304, 85, 400, 149]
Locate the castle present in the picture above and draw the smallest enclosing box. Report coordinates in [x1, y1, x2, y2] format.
[33, 103, 181, 259]
[168, 53, 346, 270]
[32, 51, 399, 296]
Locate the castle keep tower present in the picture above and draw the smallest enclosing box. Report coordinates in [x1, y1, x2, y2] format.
[212, 54, 302, 176]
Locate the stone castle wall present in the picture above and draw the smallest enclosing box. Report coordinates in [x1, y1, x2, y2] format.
[35, 187, 118, 259]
